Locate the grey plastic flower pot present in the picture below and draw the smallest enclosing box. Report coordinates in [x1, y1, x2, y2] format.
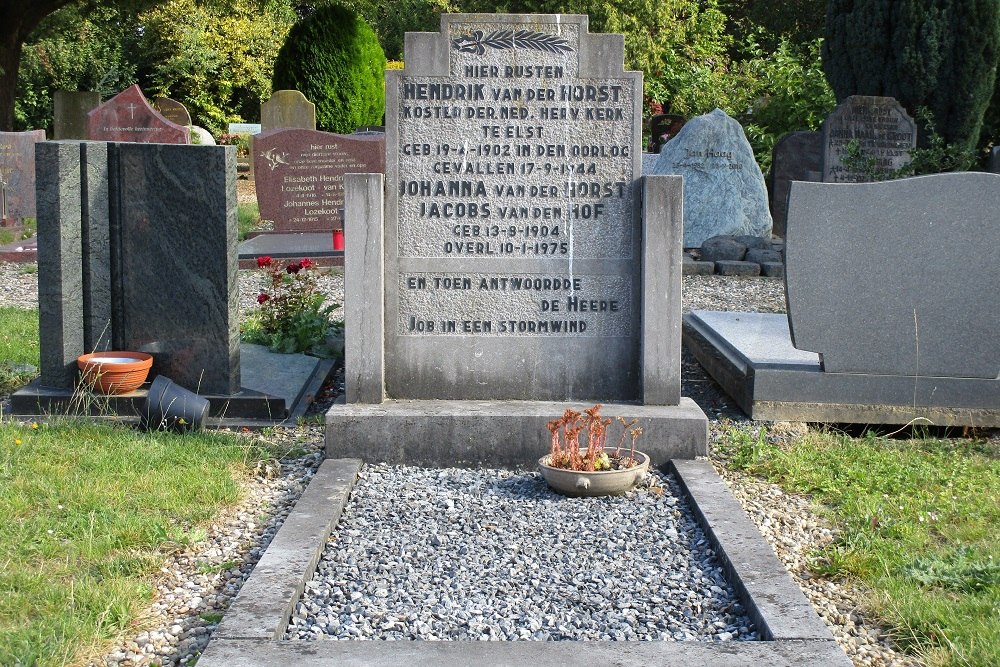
[141, 375, 210, 432]
[538, 450, 650, 497]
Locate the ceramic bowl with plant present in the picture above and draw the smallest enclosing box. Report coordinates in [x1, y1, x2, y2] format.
[538, 403, 648, 497]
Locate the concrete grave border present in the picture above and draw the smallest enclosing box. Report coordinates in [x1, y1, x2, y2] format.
[198, 458, 850, 666]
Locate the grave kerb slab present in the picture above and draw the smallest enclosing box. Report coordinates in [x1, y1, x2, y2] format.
[196, 458, 850, 666]
[682, 310, 1000, 426]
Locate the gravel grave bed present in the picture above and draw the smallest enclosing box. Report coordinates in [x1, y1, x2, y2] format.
[287, 464, 757, 642]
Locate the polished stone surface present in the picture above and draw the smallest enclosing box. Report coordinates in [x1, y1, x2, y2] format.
[153, 96, 192, 127]
[682, 310, 1000, 426]
[649, 109, 772, 246]
[34, 140, 240, 394]
[114, 142, 240, 394]
[0, 130, 46, 222]
[786, 175, 1000, 378]
[88, 85, 189, 144]
[81, 141, 112, 352]
[254, 128, 384, 232]
[36, 141, 85, 387]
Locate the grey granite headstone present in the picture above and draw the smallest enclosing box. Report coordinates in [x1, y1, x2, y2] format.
[153, 96, 192, 127]
[770, 131, 821, 237]
[35, 141, 239, 394]
[261, 90, 316, 131]
[821, 95, 916, 182]
[53, 91, 100, 140]
[786, 174, 999, 378]
[649, 108, 772, 247]
[388, 13, 644, 402]
[88, 85, 190, 144]
[0, 130, 46, 222]
[327, 14, 709, 466]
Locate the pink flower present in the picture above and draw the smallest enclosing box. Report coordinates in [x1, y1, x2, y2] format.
[257, 293, 269, 304]
[257, 256, 273, 268]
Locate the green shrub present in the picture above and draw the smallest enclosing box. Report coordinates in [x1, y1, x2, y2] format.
[742, 37, 836, 173]
[272, 5, 386, 133]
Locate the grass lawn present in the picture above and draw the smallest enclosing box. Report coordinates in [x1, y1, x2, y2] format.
[719, 425, 1000, 667]
[238, 202, 260, 241]
[0, 306, 280, 665]
[0, 420, 275, 666]
[0, 306, 39, 394]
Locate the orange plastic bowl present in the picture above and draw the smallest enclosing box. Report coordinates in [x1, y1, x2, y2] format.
[77, 351, 153, 395]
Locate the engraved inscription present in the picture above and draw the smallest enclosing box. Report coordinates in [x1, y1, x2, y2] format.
[398, 273, 631, 337]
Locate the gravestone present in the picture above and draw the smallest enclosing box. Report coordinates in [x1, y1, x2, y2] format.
[770, 131, 821, 237]
[229, 123, 262, 135]
[682, 173, 1000, 426]
[326, 13, 708, 466]
[15, 140, 329, 422]
[821, 95, 916, 182]
[649, 108, 772, 247]
[153, 96, 192, 127]
[190, 126, 216, 145]
[253, 128, 385, 232]
[53, 91, 100, 140]
[88, 85, 190, 144]
[32, 141, 237, 392]
[0, 130, 46, 223]
[261, 90, 316, 131]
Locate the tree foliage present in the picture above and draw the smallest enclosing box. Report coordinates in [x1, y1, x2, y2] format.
[15, 4, 137, 132]
[823, 0, 1000, 154]
[272, 4, 386, 133]
[742, 37, 835, 172]
[344, 0, 451, 60]
[455, 0, 756, 117]
[133, 0, 296, 134]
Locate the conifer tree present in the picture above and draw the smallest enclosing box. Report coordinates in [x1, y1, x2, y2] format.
[823, 0, 1000, 152]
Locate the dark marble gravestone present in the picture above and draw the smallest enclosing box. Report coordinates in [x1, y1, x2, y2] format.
[88, 85, 190, 144]
[0, 130, 46, 223]
[769, 131, 821, 238]
[682, 173, 1000, 426]
[15, 141, 331, 424]
[153, 96, 192, 127]
[326, 13, 709, 467]
[253, 128, 385, 232]
[32, 141, 237, 393]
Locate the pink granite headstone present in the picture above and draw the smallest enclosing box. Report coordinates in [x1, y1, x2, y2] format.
[88, 85, 190, 144]
[253, 128, 385, 232]
[0, 130, 47, 223]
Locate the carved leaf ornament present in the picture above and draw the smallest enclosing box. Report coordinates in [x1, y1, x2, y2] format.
[451, 30, 573, 55]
